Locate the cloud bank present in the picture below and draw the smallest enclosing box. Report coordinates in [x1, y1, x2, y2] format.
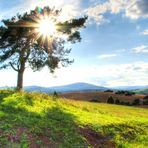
[86, 0, 148, 25]
[0, 0, 81, 21]
[1, 0, 148, 26]
[0, 61, 148, 87]
[131, 45, 148, 53]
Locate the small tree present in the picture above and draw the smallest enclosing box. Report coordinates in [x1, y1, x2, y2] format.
[132, 99, 140, 106]
[143, 95, 148, 105]
[107, 96, 114, 104]
[115, 99, 120, 104]
[53, 91, 58, 99]
[0, 7, 87, 90]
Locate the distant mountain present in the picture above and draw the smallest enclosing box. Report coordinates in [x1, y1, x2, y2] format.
[111, 85, 148, 91]
[1, 83, 148, 94]
[24, 82, 108, 93]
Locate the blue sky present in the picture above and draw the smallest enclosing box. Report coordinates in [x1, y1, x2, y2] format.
[0, 0, 148, 87]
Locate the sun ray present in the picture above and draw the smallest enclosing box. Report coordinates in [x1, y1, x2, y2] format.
[7, 9, 59, 48]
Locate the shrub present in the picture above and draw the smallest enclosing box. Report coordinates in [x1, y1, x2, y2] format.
[124, 102, 130, 106]
[52, 91, 58, 100]
[115, 99, 120, 104]
[90, 99, 100, 103]
[115, 91, 135, 96]
[143, 100, 148, 105]
[125, 92, 132, 96]
[107, 96, 114, 104]
[120, 101, 125, 105]
[132, 99, 140, 105]
[143, 95, 148, 105]
[143, 95, 148, 100]
[104, 90, 113, 93]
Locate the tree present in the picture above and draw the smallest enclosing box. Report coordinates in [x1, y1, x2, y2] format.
[0, 7, 87, 90]
[115, 99, 120, 104]
[132, 99, 140, 106]
[53, 91, 58, 100]
[107, 96, 114, 104]
[143, 95, 148, 105]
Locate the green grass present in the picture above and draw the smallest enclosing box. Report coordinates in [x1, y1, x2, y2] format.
[0, 90, 148, 148]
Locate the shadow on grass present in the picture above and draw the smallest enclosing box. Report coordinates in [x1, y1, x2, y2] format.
[0, 96, 86, 147]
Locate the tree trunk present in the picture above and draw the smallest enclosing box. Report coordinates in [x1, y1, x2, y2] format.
[17, 55, 25, 91]
[17, 68, 25, 90]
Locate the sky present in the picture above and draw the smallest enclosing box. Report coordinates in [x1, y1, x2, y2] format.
[0, 0, 148, 87]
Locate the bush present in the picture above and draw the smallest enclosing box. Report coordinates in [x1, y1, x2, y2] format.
[143, 95, 148, 100]
[132, 99, 140, 105]
[115, 91, 125, 95]
[104, 90, 113, 93]
[90, 99, 100, 103]
[125, 92, 132, 96]
[107, 96, 114, 104]
[115, 91, 135, 96]
[124, 102, 130, 106]
[118, 101, 130, 106]
[115, 99, 120, 104]
[143, 95, 148, 105]
[52, 91, 58, 100]
[120, 101, 125, 105]
[143, 100, 148, 105]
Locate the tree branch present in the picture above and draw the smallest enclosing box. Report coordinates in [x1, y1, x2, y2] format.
[9, 62, 19, 72]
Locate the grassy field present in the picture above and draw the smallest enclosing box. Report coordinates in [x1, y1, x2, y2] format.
[0, 90, 148, 148]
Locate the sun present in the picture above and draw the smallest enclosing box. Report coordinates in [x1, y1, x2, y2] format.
[37, 18, 57, 37]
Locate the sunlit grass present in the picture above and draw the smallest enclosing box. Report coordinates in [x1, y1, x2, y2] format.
[0, 90, 148, 147]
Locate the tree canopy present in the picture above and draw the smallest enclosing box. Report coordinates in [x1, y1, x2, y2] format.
[0, 6, 87, 90]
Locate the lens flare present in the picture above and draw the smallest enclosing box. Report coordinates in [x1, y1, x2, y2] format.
[38, 18, 56, 37]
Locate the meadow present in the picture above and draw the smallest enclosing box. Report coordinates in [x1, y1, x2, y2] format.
[0, 90, 148, 148]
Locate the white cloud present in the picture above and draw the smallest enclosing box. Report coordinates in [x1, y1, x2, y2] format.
[0, 0, 81, 21]
[125, 0, 148, 19]
[98, 54, 117, 59]
[86, 0, 148, 25]
[131, 45, 148, 53]
[1, 61, 148, 87]
[141, 29, 148, 35]
[86, 2, 110, 25]
[1, 0, 148, 26]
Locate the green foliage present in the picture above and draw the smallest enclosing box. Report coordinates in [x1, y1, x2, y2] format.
[0, 90, 148, 147]
[21, 133, 29, 148]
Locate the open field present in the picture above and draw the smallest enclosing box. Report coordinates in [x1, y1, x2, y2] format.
[60, 91, 145, 104]
[0, 90, 148, 147]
